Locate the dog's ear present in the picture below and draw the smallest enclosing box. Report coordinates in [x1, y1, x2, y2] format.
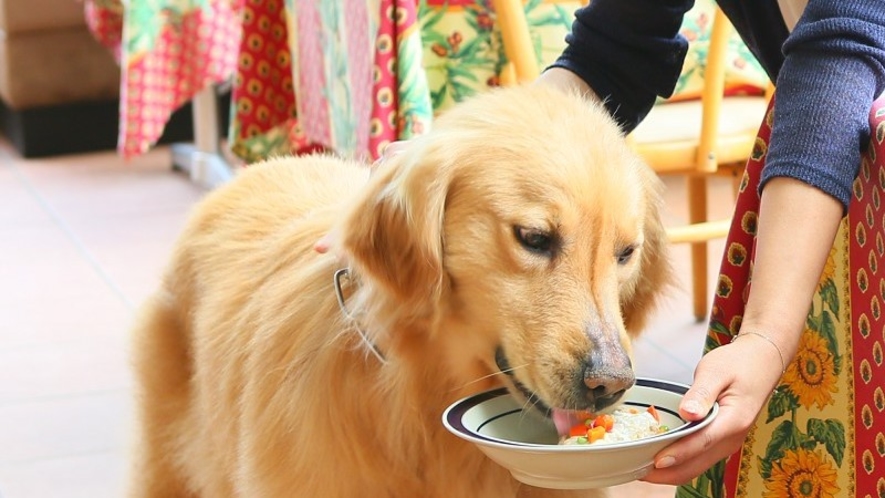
[621, 171, 673, 334]
[340, 142, 453, 309]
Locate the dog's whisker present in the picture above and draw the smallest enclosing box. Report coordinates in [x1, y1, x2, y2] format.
[493, 361, 530, 379]
[450, 371, 509, 394]
[500, 362, 530, 375]
[517, 395, 551, 437]
[461, 371, 506, 385]
[453, 362, 531, 393]
[520, 393, 541, 415]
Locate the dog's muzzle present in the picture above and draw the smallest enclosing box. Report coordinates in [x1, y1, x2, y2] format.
[493, 345, 633, 414]
[494, 347, 552, 414]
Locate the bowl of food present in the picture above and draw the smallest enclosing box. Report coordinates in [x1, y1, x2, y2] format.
[442, 378, 718, 489]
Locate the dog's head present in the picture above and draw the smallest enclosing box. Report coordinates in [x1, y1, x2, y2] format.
[339, 84, 671, 414]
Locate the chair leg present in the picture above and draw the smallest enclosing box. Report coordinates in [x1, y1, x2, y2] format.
[688, 176, 708, 321]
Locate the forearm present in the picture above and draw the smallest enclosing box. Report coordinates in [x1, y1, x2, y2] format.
[739, 178, 843, 379]
[645, 178, 845, 484]
[761, 1, 885, 208]
[742, 1, 885, 375]
[548, 0, 692, 132]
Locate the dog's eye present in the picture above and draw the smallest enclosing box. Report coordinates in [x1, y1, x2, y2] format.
[515, 226, 555, 254]
[617, 246, 636, 265]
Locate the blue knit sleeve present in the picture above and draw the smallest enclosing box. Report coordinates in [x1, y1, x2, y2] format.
[761, 1, 885, 211]
[547, 0, 693, 133]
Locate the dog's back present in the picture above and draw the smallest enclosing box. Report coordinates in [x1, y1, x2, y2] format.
[129, 157, 370, 497]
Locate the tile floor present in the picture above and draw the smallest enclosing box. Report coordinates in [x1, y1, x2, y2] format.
[0, 138, 734, 497]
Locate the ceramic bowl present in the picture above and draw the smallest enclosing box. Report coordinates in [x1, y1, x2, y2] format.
[442, 378, 718, 489]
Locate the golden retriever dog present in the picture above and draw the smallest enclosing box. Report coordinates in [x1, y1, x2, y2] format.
[129, 84, 671, 498]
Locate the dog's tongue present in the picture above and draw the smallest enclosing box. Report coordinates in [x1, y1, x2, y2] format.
[551, 408, 583, 437]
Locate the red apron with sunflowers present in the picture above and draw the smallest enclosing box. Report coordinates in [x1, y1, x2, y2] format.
[680, 98, 885, 497]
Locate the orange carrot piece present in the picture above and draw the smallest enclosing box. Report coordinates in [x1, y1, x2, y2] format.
[593, 414, 615, 432]
[569, 423, 589, 438]
[575, 410, 595, 422]
[647, 405, 661, 422]
[588, 425, 606, 443]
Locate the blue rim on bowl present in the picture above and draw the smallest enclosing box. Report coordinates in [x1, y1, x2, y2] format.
[443, 378, 718, 451]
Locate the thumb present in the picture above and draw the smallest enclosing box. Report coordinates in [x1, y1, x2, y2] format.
[679, 363, 727, 421]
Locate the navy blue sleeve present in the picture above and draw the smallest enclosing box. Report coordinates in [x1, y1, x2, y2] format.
[761, 1, 885, 211]
[547, 0, 694, 132]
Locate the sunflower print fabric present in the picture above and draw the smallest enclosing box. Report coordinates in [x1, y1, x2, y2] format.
[678, 97, 885, 498]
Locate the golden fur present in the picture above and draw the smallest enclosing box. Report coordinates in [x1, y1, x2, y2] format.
[129, 84, 672, 498]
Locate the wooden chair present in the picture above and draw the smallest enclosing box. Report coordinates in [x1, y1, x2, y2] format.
[628, 6, 770, 320]
[493, 0, 540, 84]
[493, 0, 770, 320]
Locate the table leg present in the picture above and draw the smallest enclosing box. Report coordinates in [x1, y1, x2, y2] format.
[171, 85, 234, 190]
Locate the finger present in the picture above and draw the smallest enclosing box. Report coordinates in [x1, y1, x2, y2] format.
[371, 141, 408, 171]
[680, 360, 730, 421]
[643, 392, 752, 485]
[643, 436, 740, 485]
[645, 430, 715, 484]
[642, 423, 740, 485]
[313, 238, 331, 254]
[313, 228, 339, 254]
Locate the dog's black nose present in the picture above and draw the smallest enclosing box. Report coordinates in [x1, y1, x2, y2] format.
[583, 371, 633, 409]
[582, 351, 635, 410]
[584, 363, 634, 395]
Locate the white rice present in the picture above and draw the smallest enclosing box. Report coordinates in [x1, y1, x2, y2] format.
[559, 406, 665, 446]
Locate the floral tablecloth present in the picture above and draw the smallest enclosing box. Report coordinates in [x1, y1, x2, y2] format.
[85, 0, 766, 162]
[85, 0, 242, 159]
[85, 0, 583, 163]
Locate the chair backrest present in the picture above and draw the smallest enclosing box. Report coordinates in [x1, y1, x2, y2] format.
[492, 0, 769, 183]
[695, 6, 731, 174]
[630, 5, 771, 174]
[491, 0, 540, 83]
